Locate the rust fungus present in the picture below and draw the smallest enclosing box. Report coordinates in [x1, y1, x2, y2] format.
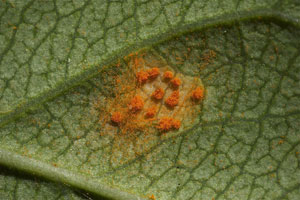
[163, 70, 173, 80]
[171, 77, 181, 88]
[129, 95, 144, 113]
[93, 50, 206, 165]
[147, 67, 160, 79]
[145, 106, 157, 118]
[136, 70, 148, 84]
[152, 87, 164, 100]
[157, 117, 181, 132]
[111, 111, 123, 124]
[172, 119, 181, 130]
[165, 90, 179, 108]
[191, 87, 204, 101]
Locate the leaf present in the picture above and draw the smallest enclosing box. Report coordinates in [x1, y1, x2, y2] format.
[1, 0, 300, 126]
[1, 1, 300, 200]
[0, 166, 87, 200]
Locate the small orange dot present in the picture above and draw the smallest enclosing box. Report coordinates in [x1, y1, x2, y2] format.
[129, 95, 144, 113]
[163, 71, 173, 80]
[152, 87, 164, 100]
[111, 112, 123, 124]
[165, 90, 179, 108]
[147, 67, 160, 79]
[136, 70, 148, 84]
[191, 87, 204, 101]
[171, 77, 181, 88]
[145, 106, 157, 118]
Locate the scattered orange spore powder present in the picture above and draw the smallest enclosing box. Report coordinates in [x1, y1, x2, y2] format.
[157, 117, 181, 132]
[163, 71, 173, 80]
[136, 70, 148, 84]
[152, 87, 164, 100]
[165, 90, 179, 108]
[145, 106, 157, 118]
[111, 111, 123, 124]
[129, 95, 144, 113]
[191, 87, 204, 101]
[171, 77, 181, 88]
[147, 67, 160, 79]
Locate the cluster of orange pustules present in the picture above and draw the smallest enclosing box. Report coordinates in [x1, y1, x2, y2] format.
[110, 67, 204, 132]
[157, 117, 181, 131]
[136, 67, 160, 84]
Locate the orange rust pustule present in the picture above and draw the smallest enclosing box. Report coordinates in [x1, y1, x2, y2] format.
[171, 77, 181, 88]
[136, 71, 148, 84]
[149, 194, 156, 200]
[157, 117, 181, 132]
[165, 90, 179, 108]
[145, 106, 157, 118]
[111, 111, 123, 124]
[147, 67, 160, 79]
[191, 87, 204, 101]
[172, 119, 181, 129]
[129, 95, 144, 113]
[163, 71, 173, 80]
[152, 87, 164, 100]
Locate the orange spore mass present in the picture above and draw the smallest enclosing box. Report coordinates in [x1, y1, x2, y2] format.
[163, 71, 173, 80]
[129, 95, 144, 112]
[165, 90, 179, 107]
[136, 70, 148, 84]
[111, 111, 123, 124]
[192, 87, 204, 100]
[171, 77, 181, 88]
[157, 117, 181, 132]
[145, 106, 157, 118]
[152, 87, 164, 100]
[149, 194, 156, 200]
[157, 117, 173, 131]
[147, 67, 160, 79]
[172, 119, 181, 129]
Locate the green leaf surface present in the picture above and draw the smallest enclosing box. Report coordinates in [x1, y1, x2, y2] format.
[0, 166, 87, 200]
[1, 1, 300, 200]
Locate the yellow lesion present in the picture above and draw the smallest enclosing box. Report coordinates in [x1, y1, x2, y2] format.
[93, 51, 205, 165]
[99, 52, 204, 134]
